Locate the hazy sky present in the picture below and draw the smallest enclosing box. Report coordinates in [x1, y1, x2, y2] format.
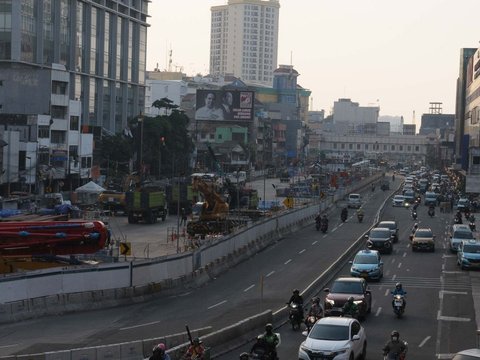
[146, 0, 479, 124]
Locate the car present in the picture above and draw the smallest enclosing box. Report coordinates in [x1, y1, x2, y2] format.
[323, 277, 372, 319]
[450, 224, 474, 252]
[392, 195, 405, 207]
[456, 198, 471, 212]
[452, 348, 480, 360]
[365, 227, 393, 254]
[378, 220, 399, 242]
[457, 239, 480, 270]
[349, 249, 383, 280]
[403, 189, 415, 204]
[298, 317, 367, 360]
[411, 227, 435, 251]
[424, 191, 438, 206]
[348, 193, 362, 209]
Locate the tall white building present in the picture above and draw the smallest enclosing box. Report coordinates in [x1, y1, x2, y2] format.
[210, 0, 280, 86]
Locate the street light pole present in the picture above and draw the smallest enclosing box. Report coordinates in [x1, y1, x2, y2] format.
[138, 112, 144, 176]
[26, 156, 32, 194]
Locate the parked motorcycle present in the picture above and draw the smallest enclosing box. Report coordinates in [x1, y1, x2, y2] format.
[392, 294, 406, 318]
[287, 302, 303, 330]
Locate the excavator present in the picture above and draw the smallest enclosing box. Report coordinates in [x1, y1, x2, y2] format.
[186, 176, 246, 237]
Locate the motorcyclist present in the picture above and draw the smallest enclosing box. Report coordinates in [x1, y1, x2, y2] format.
[341, 207, 348, 221]
[469, 213, 476, 223]
[149, 343, 171, 360]
[239, 352, 249, 360]
[308, 297, 324, 318]
[342, 296, 358, 317]
[321, 215, 328, 227]
[383, 330, 408, 359]
[262, 323, 279, 360]
[356, 207, 364, 218]
[288, 289, 304, 308]
[249, 335, 270, 357]
[409, 223, 418, 241]
[371, 183, 375, 192]
[184, 338, 205, 360]
[391, 282, 407, 309]
[455, 210, 463, 224]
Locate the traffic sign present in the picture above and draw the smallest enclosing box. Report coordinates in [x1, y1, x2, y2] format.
[120, 242, 131, 255]
[283, 197, 294, 209]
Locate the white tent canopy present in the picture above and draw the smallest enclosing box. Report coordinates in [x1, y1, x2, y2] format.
[75, 181, 106, 193]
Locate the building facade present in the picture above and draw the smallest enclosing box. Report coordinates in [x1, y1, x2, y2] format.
[209, 0, 280, 86]
[0, 0, 149, 194]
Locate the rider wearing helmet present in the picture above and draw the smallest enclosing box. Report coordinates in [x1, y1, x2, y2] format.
[149, 343, 171, 360]
[239, 352, 250, 360]
[184, 337, 205, 360]
[342, 296, 358, 317]
[383, 330, 408, 358]
[288, 289, 304, 308]
[249, 335, 269, 357]
[391, 283, 407, 309]
[262, 323, 279, 360]
[308, 297, 324, 318]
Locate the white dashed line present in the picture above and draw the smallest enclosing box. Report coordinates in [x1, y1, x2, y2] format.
[384, 289, 390, 296]
[244, 284, 255, 292]
[419, 336, 431, 347]
[266, 271, 275, 277]
[312, 241, 318, 245]
[397, 262, 402, 269]
[120, 321, 161, 330]
[375, 307, 382, 316]
[284, 259, 292, 265]
[402, 252, 407, 257]
[208, 300, 227, 309]
[299, 249, 306, 254]
[392, 274, 397, 281]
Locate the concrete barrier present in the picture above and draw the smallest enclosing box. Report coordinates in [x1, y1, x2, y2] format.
[44, 351, 70, 360]
[71, 347, 96, 360]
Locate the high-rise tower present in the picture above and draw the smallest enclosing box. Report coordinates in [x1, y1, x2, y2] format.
[210, 0, 280, 86]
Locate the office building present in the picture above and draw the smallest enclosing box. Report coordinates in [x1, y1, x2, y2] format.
[210, 0, 280, 86]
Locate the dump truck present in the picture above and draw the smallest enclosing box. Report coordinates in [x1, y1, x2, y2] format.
[125, 190, 168, 224]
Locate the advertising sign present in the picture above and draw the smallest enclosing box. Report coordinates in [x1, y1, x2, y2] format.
[195, 90, 254, 121]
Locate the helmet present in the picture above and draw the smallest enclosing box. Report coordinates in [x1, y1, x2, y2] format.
[395, 282, 402, 290]
[193, 337, 202, 345]
[240, 352, 250, 360]
[312, 297, 320, 303]
[293, 289, 300, 294]
[257, 335, 264, 341]
[348, 296, 354, 303]
[153, 343, 166, 354]
[391, 330, 400, 340]
[265, 323, 273, 332]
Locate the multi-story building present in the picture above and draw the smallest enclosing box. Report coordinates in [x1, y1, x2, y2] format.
[209, 0, 280, 86]
[0, 0, 149, 194]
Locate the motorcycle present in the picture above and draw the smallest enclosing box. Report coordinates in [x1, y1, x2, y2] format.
[320, 222, 328, 233]
[454, 215, 463, 224]
[392, 294, 406, 318]
[341, 211, 348, 222]
[315, 218, 321, 231]
[428, 208, 435, 217]
[305, 314, 322, 332]
[287, 302, 303, 330]
[383, 342, 408, 360]
[411, 210, 417, 220]
[357, 213, 364, 223]
[469, 222, 476, 232]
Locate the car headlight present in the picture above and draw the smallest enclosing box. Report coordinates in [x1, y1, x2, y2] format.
[354, 300, 363, 305]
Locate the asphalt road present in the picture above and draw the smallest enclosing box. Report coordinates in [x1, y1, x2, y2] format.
[1, 177, 478, 359]
[218, 190, 480, 359]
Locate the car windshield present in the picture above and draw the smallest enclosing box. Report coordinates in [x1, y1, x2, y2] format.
[309, 324, 349, 341]
[331, 281, 363, 294]
[371, 229, 391, 238]
[394, 196, 404, 200]
[416, 230, 432, 237]
[379, 222, 395, 230]
[463, 245, 480, 253]
[350, 195, 360, 200]
[458, 199, 469, 205]
[354, 254, 377, 264]
[454, 231, 473, 239]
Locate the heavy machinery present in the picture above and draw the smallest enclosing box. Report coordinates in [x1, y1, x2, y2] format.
[98, 173, 141, 213]
[186, 176, 246, 237]
[125, 185, 168, 224]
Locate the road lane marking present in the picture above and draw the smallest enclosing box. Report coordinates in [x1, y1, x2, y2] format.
[0, 344, 20, 349]
[402, 252, 407, 257]
[244, 284, 255, 292]
[284, 259, 292, 264]
[120, 321, 161, 330]
[375, 307, 382, 316]
[437, 354, 456, 359]
[299, 249, 306, 254]
[266, 270, 275, 277]
[437, 314, 470, 322]
[397, 262, 402, 269]
[392, 274, 396, 281]
[384, 289, 390, 296]
[439, 290, 468, 299]
[208, 300, 227, 309]
[323, 234, 327, 238]
[312, 240, 318, 245]
[419, 336, 431, 347]
[442, 271, 463, 274]
[332, 227, 338, 232]
[391, 258, 396, 264]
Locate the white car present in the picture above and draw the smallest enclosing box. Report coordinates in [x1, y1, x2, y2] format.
[392, 195, 405, 207]
[299, 317, 367, 360]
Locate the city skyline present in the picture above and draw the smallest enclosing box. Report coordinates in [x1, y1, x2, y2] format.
[146, 0, 480, 124]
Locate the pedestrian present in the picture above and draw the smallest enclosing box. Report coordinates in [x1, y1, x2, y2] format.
[181, 207, 188, 226]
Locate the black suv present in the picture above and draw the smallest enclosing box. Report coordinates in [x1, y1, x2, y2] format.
[365, 227, 393, 254]
[377, 220, 399, 243]
[324, 277, 372, 320]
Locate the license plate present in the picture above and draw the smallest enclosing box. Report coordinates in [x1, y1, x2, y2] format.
[361, 273, 368, 278]
[394, 300, 403, 306]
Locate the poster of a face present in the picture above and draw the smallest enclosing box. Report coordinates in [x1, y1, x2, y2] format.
[195, 90, 254, 121]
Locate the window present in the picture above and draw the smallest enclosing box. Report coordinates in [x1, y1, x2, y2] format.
[391, 145, 395, 151]
[341, 143, 345, 149]
[349, 143, 353, 150]
[81, 156, 92, 168]
[357, 144, 360, 150]
[333, 143, 337, 149]
[70, 115, 79, 130]
[399, 145, 403, 151]
[407, 145, 411, 151]
[51, 130, 65, 144]
[473, 156, 480, 165]
[383, 145, 387, 150]
[38, 125, 49, 138]
[415, 146, 419, 152]
[365, 144, 368, 150]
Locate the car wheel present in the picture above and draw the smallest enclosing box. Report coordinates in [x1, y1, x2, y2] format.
[359, 342, 367, 360]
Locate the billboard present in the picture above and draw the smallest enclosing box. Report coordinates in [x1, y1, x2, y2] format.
[195, 90, 254, 121]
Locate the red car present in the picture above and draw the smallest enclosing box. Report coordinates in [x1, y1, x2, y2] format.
[323, 277, 372, 320]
